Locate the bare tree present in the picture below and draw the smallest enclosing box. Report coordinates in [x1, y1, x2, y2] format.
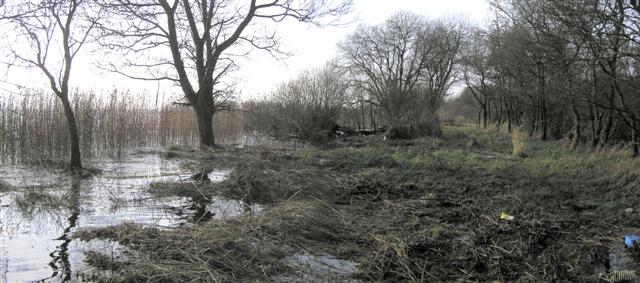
[0, 0, 99, 169]
[97, 0, 352, 148]
[247, 62, 348, 142]
[457, 0, 640, 155]
[339, 12, 465, 128]
[461, 28, 494, 129]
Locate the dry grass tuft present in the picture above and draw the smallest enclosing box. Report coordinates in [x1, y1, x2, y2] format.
[511, 126, 528, 157]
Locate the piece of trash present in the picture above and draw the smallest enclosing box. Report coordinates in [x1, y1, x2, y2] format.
[624, 234, 640, 249]
[625, 208, 634, 215]
[499, 211, 515, 221]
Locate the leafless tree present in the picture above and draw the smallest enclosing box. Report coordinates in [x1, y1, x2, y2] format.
[97, 0, 353, 148]
[0, 0, 99, 169]
[247, 62, 348, 142]
[339, 12, 465, 128]
[461, 28, 494, 129]
[454, 0, 640, 155]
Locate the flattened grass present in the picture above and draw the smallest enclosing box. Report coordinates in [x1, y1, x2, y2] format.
[77, 125, 640, 282]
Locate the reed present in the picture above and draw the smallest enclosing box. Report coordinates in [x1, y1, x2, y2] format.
[0, 89, 245, 164]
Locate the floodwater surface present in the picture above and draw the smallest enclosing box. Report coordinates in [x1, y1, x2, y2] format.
[0, 152, 250, 282]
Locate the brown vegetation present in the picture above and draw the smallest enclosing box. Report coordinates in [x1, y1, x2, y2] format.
[0, 90, 245, 164]
[75, 126, 640, 281]
[511, 126, 527, 157]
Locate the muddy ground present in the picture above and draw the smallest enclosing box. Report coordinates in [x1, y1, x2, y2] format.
[75, 126, 640, 282]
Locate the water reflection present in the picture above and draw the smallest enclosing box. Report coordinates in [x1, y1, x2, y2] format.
[46, 179, 80, 282]
[0, 152, 254, 282]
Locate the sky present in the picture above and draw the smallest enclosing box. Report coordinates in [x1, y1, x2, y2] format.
[0, 0, 490, 100]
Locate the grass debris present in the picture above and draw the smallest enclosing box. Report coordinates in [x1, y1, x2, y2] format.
[76, 125, 640, 282]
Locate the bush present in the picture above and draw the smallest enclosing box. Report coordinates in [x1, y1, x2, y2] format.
[415, 119, 443, 137]
[245, 63, 348, 144]
[388, 118, 442, 140]
[388, 125, 420, 139]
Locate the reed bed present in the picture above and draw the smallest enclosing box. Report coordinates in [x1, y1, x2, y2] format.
[0, 90, 246, 164]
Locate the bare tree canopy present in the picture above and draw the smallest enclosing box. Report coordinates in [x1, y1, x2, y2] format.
[247, 62, 348, 142]
[97, 0, 353, 147]
[440, 0, 640, 155]
[0, 0, 100, 169]
[339, 12, 465, 127]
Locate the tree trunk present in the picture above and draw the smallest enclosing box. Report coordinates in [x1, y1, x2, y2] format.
[369, 103, 376, 130]
[589, 61, 600, 148]
[360, 102, 367, 129]
[632, 124, 639, 157]
[530, 110, 537, 137]
[600, 82, 616, 146]
[571, 103, 581, 147]
[541, 97, 548, 141]
[194, 103, 215, 148]
[507, 98, 513, 133]
[60, 96, 82, 169]
[482, 106, 488, 129]
[589, 104, 599, 147]
[496, 97, 503, 130]
[481, 95, 488, 129]
[487, 97, 492, 126]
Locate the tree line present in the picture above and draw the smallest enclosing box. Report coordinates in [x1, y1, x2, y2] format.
[6, 0, 639, 170]
[452, 0, 640, 156]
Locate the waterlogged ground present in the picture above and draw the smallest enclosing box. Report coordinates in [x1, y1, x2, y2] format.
[7, 126, 640, 282]
[0, 152, 253, 282]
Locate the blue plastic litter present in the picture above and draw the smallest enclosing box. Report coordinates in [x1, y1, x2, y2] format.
[624, 234, 640, 249]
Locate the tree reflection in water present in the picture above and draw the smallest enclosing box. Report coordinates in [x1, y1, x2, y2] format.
[42, 179, 81, 282]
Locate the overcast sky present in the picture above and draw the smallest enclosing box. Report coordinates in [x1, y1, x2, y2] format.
[1, 0, 490, 100]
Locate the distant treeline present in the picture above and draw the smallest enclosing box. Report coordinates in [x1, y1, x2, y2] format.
[0, 90, 243, 164]
[442, 0, 640, 155]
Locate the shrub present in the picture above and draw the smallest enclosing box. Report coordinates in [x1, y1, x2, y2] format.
[245, 63, 348, 144]
[388, 118, 443, 140]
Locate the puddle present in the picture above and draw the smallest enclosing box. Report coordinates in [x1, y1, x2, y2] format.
[206, 196, 263, 220]
[282, 254, 360, 282]
[0, 151, 253, 282]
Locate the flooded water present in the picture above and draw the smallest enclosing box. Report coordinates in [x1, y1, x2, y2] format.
[0, 152, 251, 282]
[282, 254, 360, 282]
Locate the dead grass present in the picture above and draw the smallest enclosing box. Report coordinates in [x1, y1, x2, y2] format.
[511, 126, 528, 157]
[75, 125, 640, 282]
[13, 188, 69, 218]
[0, 90, 247, 165]
[75, 200, 356, 282]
